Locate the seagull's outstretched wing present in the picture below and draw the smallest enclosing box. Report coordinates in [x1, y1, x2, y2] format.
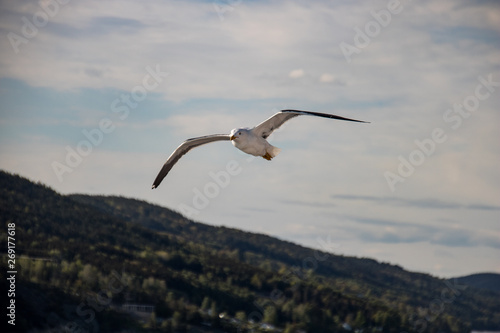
[152, 134, 231, 189]
[252, 109, 369, 139]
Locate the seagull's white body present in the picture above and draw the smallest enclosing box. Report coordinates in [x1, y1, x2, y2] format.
[152, 109, 368, 189]
[229, 128, 281, 160]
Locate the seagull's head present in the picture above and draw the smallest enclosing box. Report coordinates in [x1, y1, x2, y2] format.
[229, 128, 249, 141]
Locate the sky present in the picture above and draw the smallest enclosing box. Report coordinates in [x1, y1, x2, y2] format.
[0, 0, 499, 278]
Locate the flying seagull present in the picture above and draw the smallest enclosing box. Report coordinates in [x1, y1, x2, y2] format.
[152, 109, 368, 189]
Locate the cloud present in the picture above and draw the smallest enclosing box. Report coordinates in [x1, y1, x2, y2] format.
[319, 73, 335, 83]
[1, 0, 498, 105]
[288, 69, 305, 79]
[331, 194, 500, 211]
[343, 216, 500, 249]
[280, 199, 336, 209]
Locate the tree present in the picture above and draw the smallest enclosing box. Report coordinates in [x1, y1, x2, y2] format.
[234, 311, 245, 322]
[79, 264, 98, 289]
[354, 311, 366, 328]
[148, 312, 157, 329]
[161, 319, 172, 333]
[210, 301, 218, 318]
[201, 296, 211, 310]
[263, 306, 278, 325]
[172, 311, 183, 330]
[32, 260, 48, 282]
[251, 273, 263, 289]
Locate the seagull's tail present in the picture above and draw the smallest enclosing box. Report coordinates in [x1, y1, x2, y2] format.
[270, 145, 281, 157]
[264, 145, 281, 160]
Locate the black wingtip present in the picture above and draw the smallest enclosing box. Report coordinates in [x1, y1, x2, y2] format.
[281, 109, 369, 124]
[343, 118, 370, 124]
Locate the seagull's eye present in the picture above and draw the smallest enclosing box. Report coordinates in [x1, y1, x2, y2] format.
[238, 132, 241, 135]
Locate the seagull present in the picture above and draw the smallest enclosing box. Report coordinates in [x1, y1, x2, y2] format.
[152, 109, 368, 189]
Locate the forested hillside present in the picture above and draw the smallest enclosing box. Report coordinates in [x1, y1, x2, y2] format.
[453, 273, 500, 293]
[1, 170, 499, 332]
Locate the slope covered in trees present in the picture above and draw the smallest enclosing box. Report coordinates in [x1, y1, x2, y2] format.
[1, 170, 499, 332]
[453, 273, 500, 293]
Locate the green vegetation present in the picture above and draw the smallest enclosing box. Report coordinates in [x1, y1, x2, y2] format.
[1, 170, 499, 332]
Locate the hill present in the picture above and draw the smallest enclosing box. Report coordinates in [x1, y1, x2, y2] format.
[453, 273, 500, 293]
[1, 170, 499, 332]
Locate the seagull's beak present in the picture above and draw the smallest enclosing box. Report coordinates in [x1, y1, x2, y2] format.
[230, 135, 236, 141]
